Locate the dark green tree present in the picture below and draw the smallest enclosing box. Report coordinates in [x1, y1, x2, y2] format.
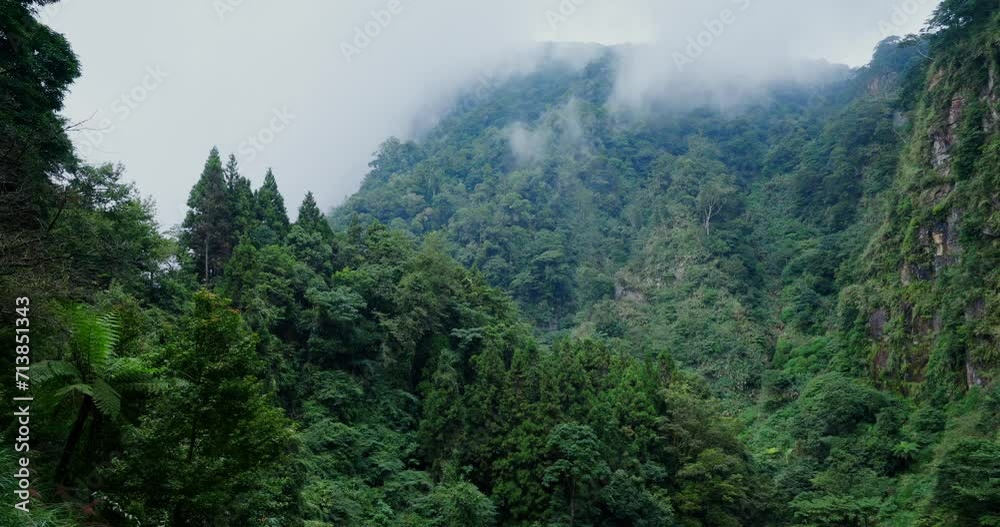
[930, 440, 1000, 526]
[181, 147, 236, 282]
[108, 291, 295, 526]
[542, 423, 609, 526]
[254, 168, 290, 244]
[223, 154, 257, 236]
[0, 0, 80, 269]
[296, 191, 334, 239]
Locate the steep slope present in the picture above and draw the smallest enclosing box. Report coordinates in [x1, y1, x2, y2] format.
[332, 49, 857, 401]
[745, 9, 1000, 524]
[850, 13, 1000, 399]
[331, 2, 1000, 525]
[331, 43, 920, 398]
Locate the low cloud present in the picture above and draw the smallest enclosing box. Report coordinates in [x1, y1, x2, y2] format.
[507, 97, 590, 166]
[50, 0, 939, 226]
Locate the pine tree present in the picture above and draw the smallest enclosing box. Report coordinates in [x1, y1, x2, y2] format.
[224, 154, 257, 237]
[296, 191, 333, 239]
[181, 147, 236, 282]
[254, 168, 290, 244]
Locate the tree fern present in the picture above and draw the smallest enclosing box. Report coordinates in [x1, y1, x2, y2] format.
[91, 378, 122, 419]
[65, 304, 121, 374]
[37, 304, 160, 483]
[35, 305, 123, 419]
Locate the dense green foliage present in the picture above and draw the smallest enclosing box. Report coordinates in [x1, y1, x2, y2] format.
[2, 0, 1000, 525]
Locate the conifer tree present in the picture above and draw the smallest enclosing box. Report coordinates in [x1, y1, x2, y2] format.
[181, 147, 235, 281]
[223, 154, 257, 237]
[254, 168, 290, 244]
[296, 191, 333, 239]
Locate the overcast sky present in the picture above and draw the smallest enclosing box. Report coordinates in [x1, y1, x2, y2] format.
[44, 0, 940, 228]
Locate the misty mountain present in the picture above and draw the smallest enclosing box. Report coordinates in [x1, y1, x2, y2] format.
[326, 17, 999, 523]
[329, 39, 907, 395]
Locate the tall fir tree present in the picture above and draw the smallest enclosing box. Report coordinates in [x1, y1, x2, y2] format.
[295, 191, 333, 239]
[223, 154, 257, 237]
[181, 147, 235, 282]
[254, 168, 290, 245]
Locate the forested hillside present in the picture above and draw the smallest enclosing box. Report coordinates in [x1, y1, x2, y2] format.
[1, 0, 998, 526]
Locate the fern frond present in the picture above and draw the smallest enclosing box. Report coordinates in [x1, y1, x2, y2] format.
[54, 383, 95, 399]
[65, 305, 120, 374]
[32, 360, 82, 384]
[107, 356, 157, 384]
[117, 379, 172, 395]
[91, 378, 122, 419]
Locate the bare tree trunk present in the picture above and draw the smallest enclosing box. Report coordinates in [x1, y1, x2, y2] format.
[570, 482, 576, 526]
[186, 421, 198, 463]
[204, 236, 209, 282]
[704, 204, 718, 235]
[56, 395, 92, 484]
